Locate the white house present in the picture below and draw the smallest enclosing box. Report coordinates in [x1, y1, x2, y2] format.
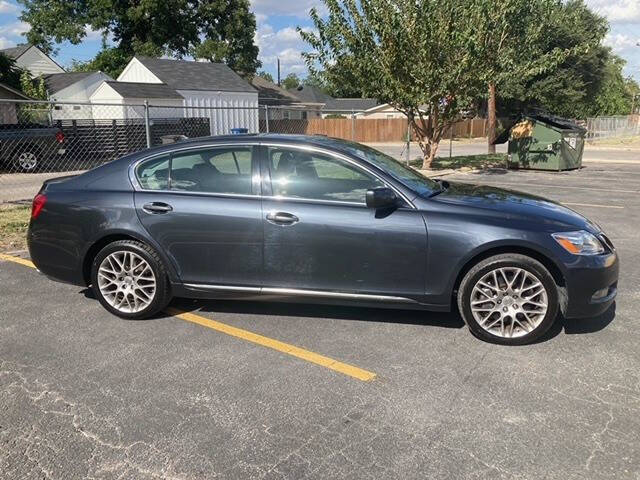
[0, 44, 64, 76]
[44, 71, 113, 120]
[108, 56, 259, 134]
[355, 103, 408, 119]
[90, 81, 185, 120]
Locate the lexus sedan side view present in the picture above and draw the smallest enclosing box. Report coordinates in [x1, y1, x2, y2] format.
[27, 134, 619, 345]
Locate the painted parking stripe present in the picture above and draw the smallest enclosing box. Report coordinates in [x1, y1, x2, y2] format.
[0, 253, 376, 382]
[472, 181, 638, 194]
[0, 253, 36, 268]
[563, 202, 624, 209]
[167, 308, 376, 381]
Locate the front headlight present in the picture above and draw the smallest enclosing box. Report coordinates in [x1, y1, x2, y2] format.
[552, 230, 604, 255]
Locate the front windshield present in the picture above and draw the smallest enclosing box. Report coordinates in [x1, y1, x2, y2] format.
[335, 140, 440, 198]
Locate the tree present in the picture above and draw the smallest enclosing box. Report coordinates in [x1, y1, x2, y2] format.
[281, 73, 300, 90]
[466, 0, 586, 154]
[500, 0, 614, 118]
[19, 0, 261, 75]
[301, 0, 488, 168]
[0, 52, 24, 91]
[257, 71, 274, 83]
[20, 71, 47, 99]
[70, 47, 132, 79]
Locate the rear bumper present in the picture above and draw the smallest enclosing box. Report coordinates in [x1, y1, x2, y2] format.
[564, 252, 619, 318]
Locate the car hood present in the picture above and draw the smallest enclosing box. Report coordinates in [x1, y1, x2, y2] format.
[430, 181, 599, 233]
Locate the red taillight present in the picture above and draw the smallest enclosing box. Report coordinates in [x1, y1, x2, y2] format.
[55, 131, 64, 143]
[31, 194, 47, 219]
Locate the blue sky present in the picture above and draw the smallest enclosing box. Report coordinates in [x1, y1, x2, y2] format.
[1, 0, 639, 82]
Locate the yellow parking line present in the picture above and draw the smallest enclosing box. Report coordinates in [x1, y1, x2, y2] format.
[0, 253, 376, 382]
[0, 253, 35, 269]
[167, 308, 376, 382]
[563, 202, 624, 209]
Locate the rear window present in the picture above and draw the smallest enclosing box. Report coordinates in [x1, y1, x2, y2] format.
[136, 155, 169, 190]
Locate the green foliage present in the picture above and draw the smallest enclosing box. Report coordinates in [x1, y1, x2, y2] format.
[70, 47, 132, 79]
[19, 0, 261, 75]
[496, 0, 634, 118]
[0, 53, 25, 91]
[301, 0, 495, 167]
[257, 71, 274, 83]
[19, 71, 47, 99]
[281, 73, 300, 90]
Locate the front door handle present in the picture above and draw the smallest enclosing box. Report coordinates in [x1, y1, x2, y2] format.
[143, 202, 173, 214]
[266, 211, 299, 225]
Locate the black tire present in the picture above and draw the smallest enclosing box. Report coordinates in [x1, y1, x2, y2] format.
[90, 240, 172, 320]
[13, 146, 41, 173]
[457, 254, 559, 345]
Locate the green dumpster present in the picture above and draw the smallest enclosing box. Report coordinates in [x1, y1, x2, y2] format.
[499, 114, 587, 171]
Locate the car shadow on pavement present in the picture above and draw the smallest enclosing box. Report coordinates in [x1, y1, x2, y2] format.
[80, 289, 616, 339]
[170, 297, 467, 329]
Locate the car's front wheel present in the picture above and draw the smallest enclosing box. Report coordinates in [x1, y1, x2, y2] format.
[91, 240, 172, 319]
[458, 254, 559, 345]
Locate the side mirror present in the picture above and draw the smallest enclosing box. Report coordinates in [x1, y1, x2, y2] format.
[366, 187, 397, 209]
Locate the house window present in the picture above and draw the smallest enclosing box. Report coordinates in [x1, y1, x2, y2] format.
[302, 111, 308, 120]
[73, 106, 81, 110]
[283, 110, 290, 120]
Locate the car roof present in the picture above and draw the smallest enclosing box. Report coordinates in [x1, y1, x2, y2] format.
[127, 134, 361, 160]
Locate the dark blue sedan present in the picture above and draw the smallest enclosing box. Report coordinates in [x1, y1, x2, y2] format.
[27, 134, 618, 345]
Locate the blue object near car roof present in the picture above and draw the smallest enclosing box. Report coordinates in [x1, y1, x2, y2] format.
[230, 128, 249, 134]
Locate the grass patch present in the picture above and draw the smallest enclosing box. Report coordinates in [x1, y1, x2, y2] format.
[0, 204, 30, 252]
[410, 153, 508, 170]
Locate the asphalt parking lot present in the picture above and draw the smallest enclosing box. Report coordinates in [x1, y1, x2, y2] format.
[1, 160, 640, 479]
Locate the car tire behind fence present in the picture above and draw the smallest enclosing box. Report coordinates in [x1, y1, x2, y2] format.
[457, 254, 559, 345]
[14, 147, 40, 172]
[91, 240, 172, 320]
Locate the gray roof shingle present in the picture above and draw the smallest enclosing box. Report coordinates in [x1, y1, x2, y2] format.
[136, 56, 256, 93]
[286, 85, 333, 104]
[324, 98, 380, 112]
[0, 44, 31, 59]
[105, 81, 183, 99]
[250, 76, 306, 105]
[44, 72, 95, 93]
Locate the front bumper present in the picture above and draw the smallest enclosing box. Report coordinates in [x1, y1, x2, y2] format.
[563, 251, 619, 318]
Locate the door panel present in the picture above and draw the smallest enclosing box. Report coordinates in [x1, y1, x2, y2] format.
[135, 192, 263, 285]
[262, 199, 427, 296]
[260, 145, 427, 297]
[133, 145, 263, 286]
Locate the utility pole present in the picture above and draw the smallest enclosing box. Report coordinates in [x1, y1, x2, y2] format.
[277, 58, 281, 86]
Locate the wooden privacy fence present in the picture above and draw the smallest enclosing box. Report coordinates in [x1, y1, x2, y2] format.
[267, 117, 491, 142]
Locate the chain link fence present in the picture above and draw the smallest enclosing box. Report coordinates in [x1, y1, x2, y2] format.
[584, 115, 640, 141]
[2, 98, 637, 203]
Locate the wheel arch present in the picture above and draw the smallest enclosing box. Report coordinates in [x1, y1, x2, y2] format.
[451, 244, 567, 298]
[82, 232, 179, 286]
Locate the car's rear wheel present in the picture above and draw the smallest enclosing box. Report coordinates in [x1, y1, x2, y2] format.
[91, 240, 172, 319]
[458, 254, 559, 345]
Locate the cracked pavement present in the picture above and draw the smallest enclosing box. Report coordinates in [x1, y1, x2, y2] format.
[1, 161, 640, 479]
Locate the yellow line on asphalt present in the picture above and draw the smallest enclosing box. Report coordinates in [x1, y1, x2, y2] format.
[0, 253, 35, 268]
[563, 202, 624, 209]
[166, 308, 376, 382]
[0, 253, 376, 382]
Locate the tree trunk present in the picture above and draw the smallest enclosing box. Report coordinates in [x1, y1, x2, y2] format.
[487, 82, 496, 155]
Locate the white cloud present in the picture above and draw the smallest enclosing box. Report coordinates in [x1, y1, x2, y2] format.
[604, 33, 639, 52]
[585, 0, 640, 24]
[0, 1, 19, 14]
[251, 0, 325, 19]
[0, 21, 29, 37]
[255, 22, 315, 75]
[0, 36, 14, 49]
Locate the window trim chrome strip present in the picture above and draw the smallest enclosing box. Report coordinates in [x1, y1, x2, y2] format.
[128, 141, 416, 209]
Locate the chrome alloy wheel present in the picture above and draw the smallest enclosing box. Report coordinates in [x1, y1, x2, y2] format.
[97, 251, 156, 313]
[17, 152, 38, 171]
[470, 267, 548, 338]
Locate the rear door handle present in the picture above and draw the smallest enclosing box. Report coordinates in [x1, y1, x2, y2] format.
[266, 211, 299, 225]
[143, 202, 173, 214]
